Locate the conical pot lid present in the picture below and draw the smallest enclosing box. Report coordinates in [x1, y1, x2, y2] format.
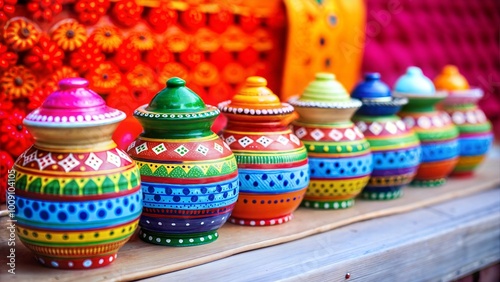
[134, 77, 219, 121]
[434, 65, 470, 91]
[218, 76, 294, 116]
[393, 66, 447, 99]
[352, 72, 407, 107]
[289, 73, 361, 109]
[24, 78, 125, 128]
[434, 65, 483, 104]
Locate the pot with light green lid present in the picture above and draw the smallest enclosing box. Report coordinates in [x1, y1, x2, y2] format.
[289, 73, 373, 209]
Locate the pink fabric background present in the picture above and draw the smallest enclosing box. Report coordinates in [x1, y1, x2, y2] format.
[361, 0, 500, 139]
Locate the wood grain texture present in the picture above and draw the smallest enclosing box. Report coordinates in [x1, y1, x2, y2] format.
[1, 149, 499, 282]
[146, 189, 500, 282]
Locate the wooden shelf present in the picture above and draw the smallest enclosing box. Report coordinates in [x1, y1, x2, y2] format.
[1, 147, 499, 281]
[146, 188, 500, 281]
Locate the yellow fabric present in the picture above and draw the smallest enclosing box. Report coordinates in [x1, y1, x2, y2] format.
[281, 0, 366, 100]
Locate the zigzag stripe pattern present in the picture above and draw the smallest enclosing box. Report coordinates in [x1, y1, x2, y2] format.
[14, 166, 140, 196]
[135, 157, 237, 178]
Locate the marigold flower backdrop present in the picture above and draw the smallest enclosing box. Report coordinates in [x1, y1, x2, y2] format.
[0, 0, 366, 203]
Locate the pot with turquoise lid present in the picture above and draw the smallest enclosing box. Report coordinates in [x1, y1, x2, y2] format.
[394, 67, 459, 187]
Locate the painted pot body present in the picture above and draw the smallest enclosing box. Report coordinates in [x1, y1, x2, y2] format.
[353, 115, 421, 199]
[434, 66, 493, 176]
[394, 66, 459, 187]
[127, 77, 238, 246]
[443, 91, 493, 176]
[290, 73, 372, 209]
[351, 73, 421, 200]
[13, 78, 141, 269]
[397, 96, 459, 186]
[219, 77, 309, 226]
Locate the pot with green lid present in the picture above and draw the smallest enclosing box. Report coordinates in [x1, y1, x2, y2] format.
[289, 73, 373, 209]
[127, 77, 239, 246]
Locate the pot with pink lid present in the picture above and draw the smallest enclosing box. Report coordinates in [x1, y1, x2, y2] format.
[12, 78, 142, 269]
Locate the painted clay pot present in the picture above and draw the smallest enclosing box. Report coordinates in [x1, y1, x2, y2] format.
[352, 73, 421, 200]
[127, 77, 238, 246]
[435, 65, 493, 176]
[394, 66, 459, 187]
[289, 73, 372, 209]
[218, 76, 309, 226]
[13, 78, 141, 269]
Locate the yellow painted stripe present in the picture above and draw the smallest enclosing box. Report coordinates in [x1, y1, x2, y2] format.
[18, 220, 139, 244]
[457, 155, 485, 166]
[306, 176, 370, 197]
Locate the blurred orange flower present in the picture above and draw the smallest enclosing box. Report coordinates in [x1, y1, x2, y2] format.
[158, 62, 189, 84]
[128, 30, 156, 51]
[0, 66, 37, 99]
[86, 62, 122, 94]
[51, 19, 87, 51]
[126, 63, 157, 90]
[3, 17, 40, 52]
[91, 25, 123, 53]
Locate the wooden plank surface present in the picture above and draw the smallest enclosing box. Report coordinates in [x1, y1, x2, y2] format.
[149, 188, 500, 282]
[1, 148, 499, 281]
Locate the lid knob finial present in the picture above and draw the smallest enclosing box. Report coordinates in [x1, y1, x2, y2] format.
[166, 77, 186, 88]
[58, 78, 89, 90]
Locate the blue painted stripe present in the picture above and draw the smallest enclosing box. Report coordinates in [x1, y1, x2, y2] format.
[14, 191, 142, 229]
[141, 177, 239, 210]
[459, 135, 493, 156]
[372, 147, 421, 170]
[238, 164, 309, 194]
[309, 154, 373, 179]
[421, 140, 459, 162]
